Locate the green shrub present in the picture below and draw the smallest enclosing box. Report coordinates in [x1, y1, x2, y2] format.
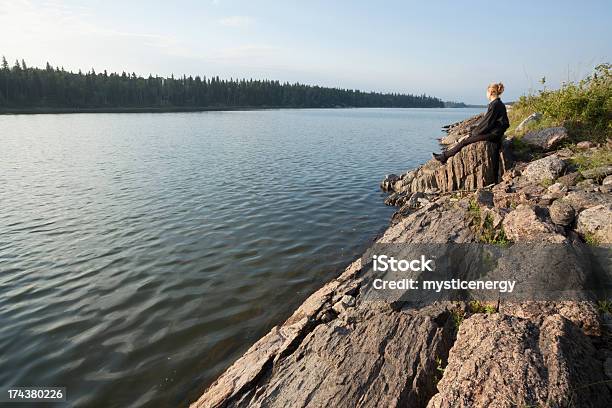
[509, 63, 612, 141]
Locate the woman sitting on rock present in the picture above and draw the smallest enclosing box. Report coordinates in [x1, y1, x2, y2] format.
[433, 83, 509, 164]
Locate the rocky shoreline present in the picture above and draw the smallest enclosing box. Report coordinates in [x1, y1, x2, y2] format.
[190, 114, 612, 408]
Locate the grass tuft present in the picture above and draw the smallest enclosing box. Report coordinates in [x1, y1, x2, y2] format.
[540, 178, 554, 188]
[597, 300, 612, 314]
[583, 232, 600, 246]
[569, 148, 612, 173]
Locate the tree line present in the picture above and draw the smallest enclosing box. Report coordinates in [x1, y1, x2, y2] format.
[0, 57, 444, 110]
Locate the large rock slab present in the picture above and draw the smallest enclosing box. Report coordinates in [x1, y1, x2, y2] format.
[383, 197, 476, 244]
[231, 306, 456, 408]
[427, 313, 611, 408]
[397, 141, 500, 194]
[521, 126, 568, 150]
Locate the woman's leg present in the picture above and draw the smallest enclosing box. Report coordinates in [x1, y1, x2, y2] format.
[442, 132, 497, 159]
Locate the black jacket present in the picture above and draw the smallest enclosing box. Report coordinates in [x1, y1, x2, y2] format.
[472, 98, 509, 137]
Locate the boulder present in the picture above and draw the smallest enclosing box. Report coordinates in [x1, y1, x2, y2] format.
[427, 314, 611, 408]
[545, 182, 568, 198]
[380, 174, 400, 191]
[576, 204, 612, 243]
[499, 301, 603, 337]
[502, 204, 564, 241]
[549, 199, 575, 226]
[521, 126, 568, 150]
[564, 190, 610, 212]
[383, 139, 512, 196]
[522, 155, 566, 184]
[556, 172, 582, 187]
[576, 178, 599, 192]
[603, 175, 612, 186]
[492, 189, 530, 209]
[515, 112, 542, 132]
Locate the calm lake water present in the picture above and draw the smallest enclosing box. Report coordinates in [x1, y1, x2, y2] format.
[0, 108, 481, 407]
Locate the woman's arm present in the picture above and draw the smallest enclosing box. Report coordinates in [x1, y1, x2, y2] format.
[499, 104, 510, 133]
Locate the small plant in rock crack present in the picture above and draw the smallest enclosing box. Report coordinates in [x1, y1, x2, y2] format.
[434, 356, 446, 385]
[469, 300, 497, 314]
[450, 309, 465, 329]
[596, 300, 612, 314]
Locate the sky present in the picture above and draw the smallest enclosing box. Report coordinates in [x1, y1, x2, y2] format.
[1, 0, 610, 104]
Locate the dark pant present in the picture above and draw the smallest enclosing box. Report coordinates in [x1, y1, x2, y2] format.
[443, 132, 502, 158]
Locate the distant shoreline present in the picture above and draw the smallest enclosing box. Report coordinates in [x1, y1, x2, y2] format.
[0, 106, 477, 115]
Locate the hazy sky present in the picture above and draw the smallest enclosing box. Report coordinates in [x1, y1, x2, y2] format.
[1, 0, 610, 104]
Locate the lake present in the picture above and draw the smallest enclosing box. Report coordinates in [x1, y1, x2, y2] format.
[0, 108, 481, 407]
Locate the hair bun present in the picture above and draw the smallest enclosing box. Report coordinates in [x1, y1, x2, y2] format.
[496, 82, 505, 95]
[488, 82, 505, 96]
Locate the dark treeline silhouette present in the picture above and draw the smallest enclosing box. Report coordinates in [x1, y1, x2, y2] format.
[0, 57, 444, 110]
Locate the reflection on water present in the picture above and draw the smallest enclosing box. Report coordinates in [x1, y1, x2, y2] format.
[0, 108, 481, 406]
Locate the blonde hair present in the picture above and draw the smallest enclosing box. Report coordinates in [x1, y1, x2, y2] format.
[488, 82, 505, 96]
